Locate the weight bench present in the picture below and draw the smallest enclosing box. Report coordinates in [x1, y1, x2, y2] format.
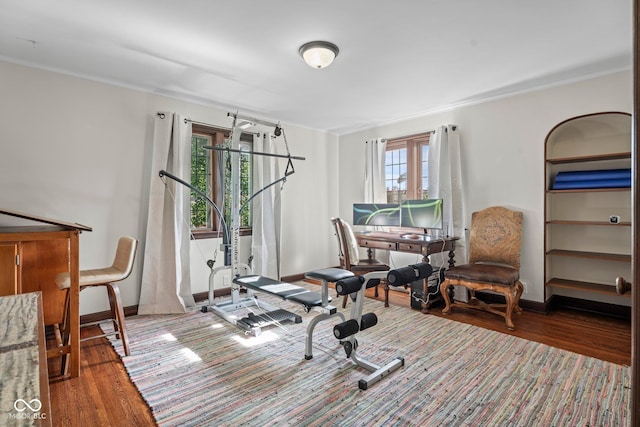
[233, 270, 353, 346]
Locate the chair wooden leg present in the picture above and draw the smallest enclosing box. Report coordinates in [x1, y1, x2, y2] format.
[503, 291, 516, 330]
[105, 283, 130, 356]
[440, 279, 453, 315]
[383, 280, 390, 307]
[53, 323, 63, 348]
[514, 281, 524, 314]
[59, 288, 71, 376]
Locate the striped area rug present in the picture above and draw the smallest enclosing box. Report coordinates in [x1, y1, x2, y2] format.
[105, 288, 630, 426]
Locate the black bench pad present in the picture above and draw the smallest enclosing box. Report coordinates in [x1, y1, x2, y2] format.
[305, 268, 354, 282]
[233, 275, 326, 307]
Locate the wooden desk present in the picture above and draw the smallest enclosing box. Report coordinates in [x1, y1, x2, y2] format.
[355, 232, 458, 266]
[0, 209, 91, 379]
[0, 292, 52, 426]
[355, 232, 459, 311]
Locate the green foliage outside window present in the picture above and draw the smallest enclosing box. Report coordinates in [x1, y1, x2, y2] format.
[191, 135, 210, 229]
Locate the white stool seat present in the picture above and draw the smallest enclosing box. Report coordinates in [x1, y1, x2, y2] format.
[56, 266, 129, 289]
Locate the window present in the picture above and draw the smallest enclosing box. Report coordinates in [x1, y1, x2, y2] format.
[385, 132, 431, 203]
[190, 124, 253, 238]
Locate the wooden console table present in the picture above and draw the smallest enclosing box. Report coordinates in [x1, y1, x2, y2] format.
[355, 231, 459, 311]
[0, 292, 52, 426]
[355, 231, 458, 265]
[0, 209, 91, 379]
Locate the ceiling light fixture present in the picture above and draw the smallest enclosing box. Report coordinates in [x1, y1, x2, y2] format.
[299, 41, 339, 69]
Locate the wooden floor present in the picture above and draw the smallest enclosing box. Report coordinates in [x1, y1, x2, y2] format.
[47, 288, 631, 426]
[47, 327, 155, 427]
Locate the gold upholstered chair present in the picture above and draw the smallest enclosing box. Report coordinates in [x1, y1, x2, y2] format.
[331, 217, 390, 307]
[440, 206, 524, 330]
[56, 236, 138, 359]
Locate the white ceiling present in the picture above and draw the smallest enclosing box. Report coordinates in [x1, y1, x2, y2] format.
[0, 0, 632, 135]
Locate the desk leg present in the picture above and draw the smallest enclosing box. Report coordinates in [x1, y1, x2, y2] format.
[446, 250, 456, 302]
[421, 256, 430, 313]
[69, 232, 80, 378]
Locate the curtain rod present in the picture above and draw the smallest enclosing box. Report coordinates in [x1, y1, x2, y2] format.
[383, 126, 457, 142]
[156, 113, 260, 135]
[384, 130, 435, 143]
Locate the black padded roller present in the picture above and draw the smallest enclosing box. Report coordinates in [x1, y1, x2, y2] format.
[334, 319, 359, 339]
[411, 262, 433, 280]
[335, 276, 364, 296]
[359, 313, 378, 331]
[387, 263, 433, 286]
[387, 266, 419, 286]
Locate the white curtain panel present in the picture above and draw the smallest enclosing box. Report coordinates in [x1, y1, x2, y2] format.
[251, 132, 282, 278]
[364, 138, 390, 264]
[364, 138, 387, 203]
[138, 112, 196, 314]
[428, 125, 467, 264]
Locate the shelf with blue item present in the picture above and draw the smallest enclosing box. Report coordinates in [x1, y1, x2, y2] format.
[544, 112, 632, 313]
[550, 168, 631, 190]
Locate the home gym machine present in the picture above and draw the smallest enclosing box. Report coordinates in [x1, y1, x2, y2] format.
[200, 112, 312, 336]
[161, 112, 321, 337]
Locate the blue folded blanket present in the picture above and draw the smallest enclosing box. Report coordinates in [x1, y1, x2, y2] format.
[551, 168, 631, 190]
[552, 178, 631, 190]
[554, 168, 631, 183]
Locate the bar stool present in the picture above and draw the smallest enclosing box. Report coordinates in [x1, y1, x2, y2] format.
[55, 236, 138, 360]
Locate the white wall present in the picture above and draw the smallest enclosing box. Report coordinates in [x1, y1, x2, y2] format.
[0, 60, 338, 314]
[0, 58, 631, 313]
[338, 71, 632, 303]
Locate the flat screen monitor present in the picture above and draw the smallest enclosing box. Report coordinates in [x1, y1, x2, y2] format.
[352, 203, 401, 226]
[400, 199, 444, 230]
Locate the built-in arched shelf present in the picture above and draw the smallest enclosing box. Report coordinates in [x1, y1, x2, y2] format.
[544, 112, 632, 312]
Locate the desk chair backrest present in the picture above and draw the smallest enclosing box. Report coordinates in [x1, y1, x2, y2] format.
[331, 217, 360, 267]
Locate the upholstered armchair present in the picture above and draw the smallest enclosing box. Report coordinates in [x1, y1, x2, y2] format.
[439, 206, 524, 330]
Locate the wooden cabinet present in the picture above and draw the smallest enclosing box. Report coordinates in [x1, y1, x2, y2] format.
[544, 112, 632, 310]
[0, 233, 70, 326]
[0, 209, 91, 378]
[0, 243, 19, 296]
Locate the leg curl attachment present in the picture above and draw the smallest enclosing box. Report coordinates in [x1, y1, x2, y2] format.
[332, 269, 410, 390]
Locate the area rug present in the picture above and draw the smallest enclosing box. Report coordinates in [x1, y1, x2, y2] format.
[104, 287, 630, 426]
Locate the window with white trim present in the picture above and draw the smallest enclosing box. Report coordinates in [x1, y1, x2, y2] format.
[385, 132, 431, 203]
